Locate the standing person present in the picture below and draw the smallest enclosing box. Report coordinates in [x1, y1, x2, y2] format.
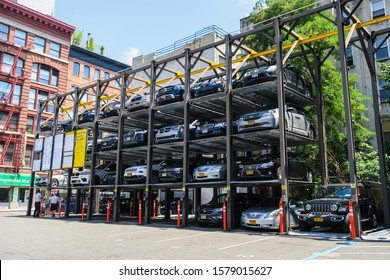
[49, 193, 59, 218]
[33, 189, 42, 217]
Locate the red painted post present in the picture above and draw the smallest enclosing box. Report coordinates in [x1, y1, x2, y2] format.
[106, 200, 111, 222]
[129, 200, 133, 217]
[153, 199, 157, 217]
[81, 200, 85, 221]
[279, 199, 284, 234]
[39, 198, 43, 218]
[138, 199, 142, 225]
[223, 200, 227, 231]
[177, 200, 181, 228]
[349, 201, 356, 239]
[58, 199, 62, 219]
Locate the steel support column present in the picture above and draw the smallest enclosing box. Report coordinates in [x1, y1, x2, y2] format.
[225, 34, 234, 230]
[335, 0, 360, 237]
[182, 48, 191, 227]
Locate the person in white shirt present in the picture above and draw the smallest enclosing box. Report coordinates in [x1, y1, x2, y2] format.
[49, 193, 59, 218]
[33, 190, 42, 217]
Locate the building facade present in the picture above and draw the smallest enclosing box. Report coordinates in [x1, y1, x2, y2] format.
[0, 0, 74, 208]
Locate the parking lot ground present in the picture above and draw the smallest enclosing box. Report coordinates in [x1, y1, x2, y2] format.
[1, 211, 390, 260]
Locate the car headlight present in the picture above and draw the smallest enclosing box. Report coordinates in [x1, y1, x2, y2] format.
[330, 204, 338, 212]
[174, 168, 182, 172]
[267, 65, 277, 73]
[244, 71, 251, 78]
[211, 165, 224, 171]
[171, 126, 179, 131]
[211, 208, 223, 214]
[305, 204, 311, 211]
[338, 206, 348, 213]
[239, 164, 244, 169]
[264, 210, 279, 218]
[259, 161, 274, 168]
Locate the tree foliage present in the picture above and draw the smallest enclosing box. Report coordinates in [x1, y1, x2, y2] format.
[246, 0, 377, 182]
[100, 45, 105, 55]
[86, 36, 95, 51]
[72, 30, 83, 46]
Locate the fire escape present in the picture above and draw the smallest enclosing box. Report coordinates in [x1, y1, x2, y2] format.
[0, 46, 25, 173]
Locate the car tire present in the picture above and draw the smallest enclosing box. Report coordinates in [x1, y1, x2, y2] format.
[308, 127, 315, 140]
[304, 87, 311, 98]
[298, 221, 312, 231]
[368, 210, 378, 229]
[152, 174, 159, 184]
[277, 167, 282, 180]
[51, 179, 59, 187]
[305, 170, 313, 183]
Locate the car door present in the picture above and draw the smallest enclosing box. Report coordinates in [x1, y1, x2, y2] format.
[290, 109, 306, 135]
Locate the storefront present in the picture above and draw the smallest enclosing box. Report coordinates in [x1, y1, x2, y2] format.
[0, 173, 38, 209]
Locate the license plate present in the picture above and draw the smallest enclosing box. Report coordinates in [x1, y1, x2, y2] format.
[314, 217, 324, 222]
[249, 220, 257, 225]
[79, 117, 83, 120]
[75, 180, 80, 183]
[198, 173, 206, 177]
[126, 137, 131, 141]
[200, 215, 207, 220]
[246, 170, 254, 175]
[248, 120, 255, 125]
[162, 173, 167, 177]
[102, 142, 107, 146]
[127, 174, 132, 177]
[106, 109, 111, 112]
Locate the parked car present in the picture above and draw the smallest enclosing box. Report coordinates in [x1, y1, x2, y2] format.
[60, 198, 77, 213]
[297, 183, 378, 233]
[99, 198, 132, 214]
[160, 199, 194, 215]
[78, 111, 101, 124]
[236, 105, 315, 139]
[193, 157, 250, 181]
[100, 164, 130, 185]
[195, 193, 262, 227]
[190, 79, 244, 98]
[100, 134, 118, 151]
[123, 130, 147, 148]
[154, 119, 210, 144]
[51, 172, 68, 187]
[243, 64, 312, 98]
[71, 170, 91, 186]
[39, 120, 55, 133]
[123, 158, 182, 184]
[87, 139, 102, 153]
[155, 84, 185, 106]
[71, 162, 119, 185]
[241, 197, 307, 230]
[158, 158, 208, 182]
[237, 153, 313, 182]
[127, 92, 150, 111]
[57, 119, 73, 133]
[101, 101, 120, 118]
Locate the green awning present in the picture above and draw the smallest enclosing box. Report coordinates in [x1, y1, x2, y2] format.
[0, 173, 39, 187]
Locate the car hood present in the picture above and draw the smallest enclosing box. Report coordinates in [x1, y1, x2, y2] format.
[243, 207, 277, 215]
[307, 198, 350, 204]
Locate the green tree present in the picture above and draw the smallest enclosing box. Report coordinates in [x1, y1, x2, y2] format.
[247, 0, 377, 182]
[86, 36, 95, 51]
[100, 45, 105, 55]
[72, 30, 83, 46]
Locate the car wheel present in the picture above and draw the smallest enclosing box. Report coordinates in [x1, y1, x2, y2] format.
[368, 210, 378, 229]
[341, 214, 350, 233]
[57, 126, 64, 133]
[151, 174, 159, 184]
[298, 221, 312, 231]
[305, 170, 313, 183]
[51, 179, 59, 187]
[304, 87, 311, 98]
[277, 167, 282, 180]
[307, 127, 315, 140]
[188, 174, 194, 182]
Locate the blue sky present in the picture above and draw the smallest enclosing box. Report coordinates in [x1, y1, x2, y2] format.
[54, 0, 257, 66]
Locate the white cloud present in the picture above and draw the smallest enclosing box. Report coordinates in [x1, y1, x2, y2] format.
[123, 47, 142, 65]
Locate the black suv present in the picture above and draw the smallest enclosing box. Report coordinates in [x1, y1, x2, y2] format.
[195, 193, 261, 227]
[297, 183, 378, 233]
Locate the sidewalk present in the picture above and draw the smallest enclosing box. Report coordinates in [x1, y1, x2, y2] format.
[362, 228, 390, 241]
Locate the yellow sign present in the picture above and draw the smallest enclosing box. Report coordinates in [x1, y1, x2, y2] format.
[73, 129, 88, 168]
[281, 185, 287, 190]
[227, 186, 230, 191]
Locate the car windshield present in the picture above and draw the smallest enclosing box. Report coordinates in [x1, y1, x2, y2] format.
[316, 185, 352, 199]
[208, 194, 227, 204]
[255, 153, 278, 161]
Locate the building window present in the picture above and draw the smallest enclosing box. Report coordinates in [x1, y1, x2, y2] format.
[114, 79, 120, 87]
[14, 29, 26, 46]
[104, 72, 110, 79]
[31, 63, 59, 87]
[371, 0, 385, 19]
[29, 88, 54, 112]
[73, 62, 80, 76]
[50, 42, 60, 58]
[83, 65, 90, 79]
[34, 36, 45, 52]
[1, 142, 14, 166]
[0, 81, 21, 105]
[379, 78, 390, 101]
[94, 69, 100, 80]
[2, 53, 25, 76]
[0, 111, 18, 131]
[0, 23, 9, 41]
[375, 35, 389, 60]
[26, 116, 34, 134]
[346, 45, 354, 67]
[24, 145, 33, 167]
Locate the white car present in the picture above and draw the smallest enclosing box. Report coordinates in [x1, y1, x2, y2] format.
[71, 170, 90, 186]
[36, 173, 68, 187]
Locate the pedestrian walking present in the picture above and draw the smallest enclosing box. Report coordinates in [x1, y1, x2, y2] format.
[33, 190, 42, 217]
[49, 193, 59, 218]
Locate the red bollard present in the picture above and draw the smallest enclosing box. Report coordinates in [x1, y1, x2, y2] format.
[58, 199, 62, 219]
[129, 200, 133, 217]
[106, 200, 111, 223]
[153, 199, 157, 218]
[39, 198, 43, 218]
[81, 200, 85, 221]
[177, 200, 181, 228]
[349, 201, 356, 239]
[279, 199, 284, 234]
[138, 199, 142, 225]
[223, 200, 227, 231]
